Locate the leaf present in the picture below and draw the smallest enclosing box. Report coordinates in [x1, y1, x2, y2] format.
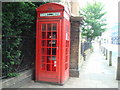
[80, 1, 107, 41]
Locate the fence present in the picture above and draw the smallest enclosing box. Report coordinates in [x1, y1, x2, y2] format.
[81, 42, 92, 56]
[2, 36, 35, 79]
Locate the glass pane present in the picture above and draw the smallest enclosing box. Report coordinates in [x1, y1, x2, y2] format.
[52, 48, 56, 55]
[42, 24, 46, 31]
[52, 40, 56, 47]
[47, 40, 51, 47]
[66, 41, 69, 47]
[52, 23, 57, 31]
[47, 32, 51, 39]
[47, 56, 51, 63]
[47, 48, 51, 55]
[46, 64, 50, 71]
[52, 32, 57, 39]
[42, 32, 46, 39]
[52, 56, 56, 60]
[47, 24, 51, 31]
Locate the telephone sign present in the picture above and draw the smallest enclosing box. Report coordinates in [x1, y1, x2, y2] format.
[40, 12, 61, 16]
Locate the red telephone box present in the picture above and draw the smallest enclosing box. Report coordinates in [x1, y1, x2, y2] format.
[36, 3, 70, 84]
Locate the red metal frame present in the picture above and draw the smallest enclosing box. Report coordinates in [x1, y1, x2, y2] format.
[36, 3, 70, 84]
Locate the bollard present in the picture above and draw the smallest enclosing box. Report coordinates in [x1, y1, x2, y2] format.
[106, 49, 108, 60]
[104, 48, 106, 56]
[116, 57, 120, 80]
[102, 47, 104, 53]
[101, 46, 102, 52]
[103, 47, 105, 55]
[109, 51, 112, 66]
[83, 52, 86, 61]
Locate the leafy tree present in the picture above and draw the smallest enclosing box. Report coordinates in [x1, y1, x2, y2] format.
[2, 2, 45, 77]
[80, 2, 107, 41]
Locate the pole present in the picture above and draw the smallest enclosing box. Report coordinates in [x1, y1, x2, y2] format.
[106, 49, 108, 60]
[109, 51, 112, 66]
[116, 57, 120, 80]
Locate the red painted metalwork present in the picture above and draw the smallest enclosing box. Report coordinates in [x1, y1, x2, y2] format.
[36, 3, 70, 84]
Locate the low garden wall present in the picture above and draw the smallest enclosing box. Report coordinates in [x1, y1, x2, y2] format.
[2, 69, 33, 88]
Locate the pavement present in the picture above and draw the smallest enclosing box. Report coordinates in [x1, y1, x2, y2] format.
[21, 43, 118, 88]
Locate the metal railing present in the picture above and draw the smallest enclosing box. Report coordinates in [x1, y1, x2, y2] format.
[81, 42, 92, 56]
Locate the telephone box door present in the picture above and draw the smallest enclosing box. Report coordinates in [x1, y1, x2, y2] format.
[36, 20, 61, 83]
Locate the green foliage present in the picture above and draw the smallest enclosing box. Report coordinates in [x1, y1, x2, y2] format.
[2, 2, 45, 78]
[2, 2, 37, 36]
[7, 73, 19, 77]
[80, 2, 107, 41]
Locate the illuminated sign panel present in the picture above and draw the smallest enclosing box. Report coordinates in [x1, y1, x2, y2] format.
[40, 12, 60, 16]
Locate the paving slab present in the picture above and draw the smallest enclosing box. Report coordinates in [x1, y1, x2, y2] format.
[21, 43, 118, 88]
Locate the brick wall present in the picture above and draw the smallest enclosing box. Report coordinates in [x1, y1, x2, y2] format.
[70, 16, 82, 77]
[70, 22, 80, 69]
